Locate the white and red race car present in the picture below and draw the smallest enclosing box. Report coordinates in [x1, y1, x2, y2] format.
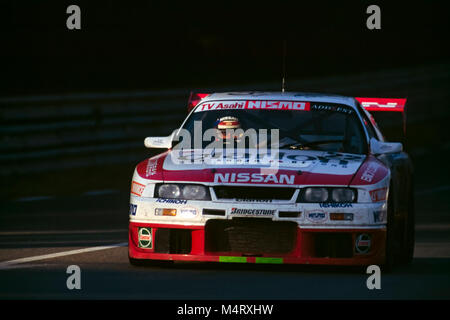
[128, 92, 414, 268]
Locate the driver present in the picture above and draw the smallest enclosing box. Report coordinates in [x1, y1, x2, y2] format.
[214, 116, 244, 144]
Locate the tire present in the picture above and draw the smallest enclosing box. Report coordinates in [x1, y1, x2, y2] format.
[383, 188, 397, 272]
[400, 186, 415, 265]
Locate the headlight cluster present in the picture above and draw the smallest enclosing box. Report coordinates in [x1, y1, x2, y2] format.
[299, 187, 356, 203]
[155, 184, 210, 200]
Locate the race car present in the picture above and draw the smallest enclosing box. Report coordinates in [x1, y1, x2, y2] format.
[128, 92, 414, 268]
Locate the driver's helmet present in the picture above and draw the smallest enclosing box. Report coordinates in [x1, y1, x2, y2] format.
[215, 116, 243, 142]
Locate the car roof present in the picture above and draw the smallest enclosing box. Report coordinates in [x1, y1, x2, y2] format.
[201, 92, 358, 109]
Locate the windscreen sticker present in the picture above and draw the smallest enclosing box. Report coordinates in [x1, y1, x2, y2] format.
[310, 103, 354, 114]
[195, 100, 310, 112]
[164, 150, 364, 176]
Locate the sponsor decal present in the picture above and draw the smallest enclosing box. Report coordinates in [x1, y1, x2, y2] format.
[131, 181, 145, 196]
[145, 159, 158, 177]
[219, 256, 247, 263]
[230, 208, 276, 216]
[255, 257, 283, 264]
[360, 162, 379, 182]
[129, 204, 137, 216]
[152, 138, 165, 146]
[361, 101, 398, 109]
[214, 172, 295, 185]
[236, 199, 272, 203]
[311, 104, 354, 114]
[156, 198, 188, 204]
[138, 228, 152, 248]
[356, 98, 406, 112]
[370, 187, 387, 202]
[306, 210, 327, 222]
[180, 207, 197, 216]
[319, 203, 353, 208]
[195, 100, 310, 112]
[167, 150, 364, 177]
[355, 234, 371, 254]
[175, 150, 362, 164]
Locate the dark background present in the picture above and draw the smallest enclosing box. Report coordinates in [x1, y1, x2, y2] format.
[0, 0, 449, 200]
[1, 1, 450, 301]
[1, 0, 449, 95]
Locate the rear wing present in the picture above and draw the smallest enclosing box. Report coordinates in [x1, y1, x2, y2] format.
[356, 97, 407, 142]
[187, 92, 209, 112]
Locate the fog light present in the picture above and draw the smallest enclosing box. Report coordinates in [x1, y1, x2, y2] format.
[330, 213, 354, 221]
[155, 208, 177, 216]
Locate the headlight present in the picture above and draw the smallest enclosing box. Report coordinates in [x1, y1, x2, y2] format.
[158, 184, 181, 198]
[182, 185, 207, 200]
[303, 187, 329, 202]
[300, 187, 356, 203]
[156, 184, 210, 200]
[331, 188, 356, 202]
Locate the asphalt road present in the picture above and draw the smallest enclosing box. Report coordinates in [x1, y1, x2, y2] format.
[1, 152, 450, 300]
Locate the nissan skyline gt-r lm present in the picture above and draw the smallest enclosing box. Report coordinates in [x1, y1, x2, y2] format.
[128, 92, 414, 269]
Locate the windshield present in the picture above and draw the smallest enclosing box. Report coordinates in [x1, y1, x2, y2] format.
[177, 100, 367, 154]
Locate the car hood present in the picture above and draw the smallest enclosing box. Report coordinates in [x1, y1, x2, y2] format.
[138, 149, 373, 186]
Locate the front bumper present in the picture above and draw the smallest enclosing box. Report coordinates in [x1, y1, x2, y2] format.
[129, 196, 387, 266]
[129, 221, 386, 266]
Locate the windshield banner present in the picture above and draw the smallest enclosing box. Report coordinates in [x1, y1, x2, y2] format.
[194, 100, 310, 112]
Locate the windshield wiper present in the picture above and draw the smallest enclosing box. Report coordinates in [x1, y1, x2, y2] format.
[284, 139, 345, 150]
[279, 137, 306, 149]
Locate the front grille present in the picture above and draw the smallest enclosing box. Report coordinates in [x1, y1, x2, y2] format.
[154, 228, 192, 254]
[205, 218, 297, 255]
[214, 186, 295, 201]
[313, 233, 353, 258]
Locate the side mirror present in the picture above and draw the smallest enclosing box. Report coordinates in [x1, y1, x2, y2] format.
[370, 137, 403, 155]
[144, 133, 174, 149]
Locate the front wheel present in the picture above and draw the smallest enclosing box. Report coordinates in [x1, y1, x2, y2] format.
[383, 189, 398, 272]
[400, 186, 415, 265]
